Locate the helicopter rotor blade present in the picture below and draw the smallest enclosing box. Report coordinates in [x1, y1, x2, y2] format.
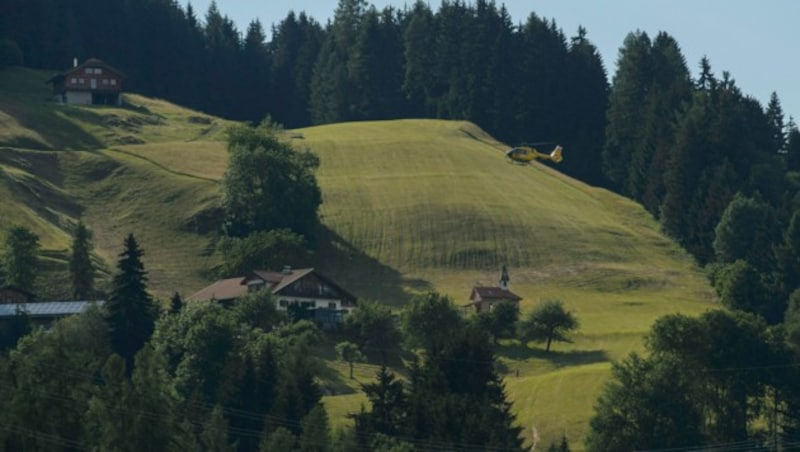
[517, 141, 557, 147]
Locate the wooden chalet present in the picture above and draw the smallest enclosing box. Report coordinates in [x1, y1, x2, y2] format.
[189, 267, 357, 327]
[47, 57, 125, 106]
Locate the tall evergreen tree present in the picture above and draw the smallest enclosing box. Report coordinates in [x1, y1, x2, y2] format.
[69, 221, 94, 300]
[603, 31, 652, 193]
[401, 1, 438, 117]
[766, 91, 787, 154]
[2, 226, 39, 292]
[404, 322, 525, 450]
[512, 14, 569, 144]
[561, 26, 609, 186]
[241, 19, 271, 122]
[309, 0, 368, 124]
[786, 120, 800, 172]
[269, 12, 324, 128]
[106, 233, 157, 372]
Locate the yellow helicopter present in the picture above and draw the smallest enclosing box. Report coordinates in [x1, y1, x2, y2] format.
[505, 144, 563, 164]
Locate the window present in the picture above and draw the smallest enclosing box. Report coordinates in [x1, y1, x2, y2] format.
[328, 302, 337, 309]
[79, 78, 84, 84]
[301, 301, 314, 308]
[110, 79, 116, 85]
[85, 68, 92, 74]
[279, 300, 288, 307]
[70, 78, 77, 84]
[94, 68, 103, 75]
[103, 79, 109, 85]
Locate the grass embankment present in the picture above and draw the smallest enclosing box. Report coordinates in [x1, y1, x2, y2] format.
[0, 67, 714, 448]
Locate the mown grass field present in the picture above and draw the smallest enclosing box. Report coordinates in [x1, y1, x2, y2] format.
[0, 67, 716, 449]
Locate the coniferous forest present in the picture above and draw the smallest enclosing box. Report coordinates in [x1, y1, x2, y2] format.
[4, 0, 800, 450]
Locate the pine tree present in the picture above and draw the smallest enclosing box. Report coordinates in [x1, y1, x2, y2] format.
[169, 292, 183, 314]
[766, 92, 787, 153]
[402, 1, 438, 117]
[69, 221, 94, 300]
[269, 12, 324, 128]
[603, 31, 652, 192]
[561, 26, 609, 186]
[2, 226, 39, 292]
[106, 234, 157, 373]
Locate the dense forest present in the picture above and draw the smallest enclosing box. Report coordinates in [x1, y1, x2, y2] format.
[5, 0, 800, 449]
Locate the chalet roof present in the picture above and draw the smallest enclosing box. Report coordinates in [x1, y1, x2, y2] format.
[47, 57, 127, 83]
[0, 301, 104, 318]
[187, 276, 247, 302]
[469, 286, 522, 302]
[188, 268, 356, 304]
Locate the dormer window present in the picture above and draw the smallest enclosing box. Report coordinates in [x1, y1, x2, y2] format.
[85, 68, 92, 74]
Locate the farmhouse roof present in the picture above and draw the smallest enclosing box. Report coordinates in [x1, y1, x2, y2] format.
[187, 276, 246, 302]
[188, 268, 356, 304]
[469, 286, 522, 302]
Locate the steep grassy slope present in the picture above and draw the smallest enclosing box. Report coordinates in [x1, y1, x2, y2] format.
[293, 120, 715, 447]
[0, 67, 715, 447]
[0, 67, 232, 298]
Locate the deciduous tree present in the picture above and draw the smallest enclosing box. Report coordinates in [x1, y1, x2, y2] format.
[400, 292, 463, 353]
[221, 123, 321, 241]
[335, 341, 365, 379]
[342, 299, 399, 363]
[518, 299, 578, 352]
[217, 228, 309, 277]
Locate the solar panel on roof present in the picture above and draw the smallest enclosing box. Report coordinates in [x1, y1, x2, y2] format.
[0, 301, 105, 318]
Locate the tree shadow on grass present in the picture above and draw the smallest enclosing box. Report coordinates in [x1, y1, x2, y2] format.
[496, 341, 609, 369]
[313, 225, 433, 307]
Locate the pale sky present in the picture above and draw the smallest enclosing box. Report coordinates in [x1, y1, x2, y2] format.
[185, 0, 800, 122]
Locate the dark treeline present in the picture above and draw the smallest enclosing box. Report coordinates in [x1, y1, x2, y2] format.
[0, 0, 609, 185]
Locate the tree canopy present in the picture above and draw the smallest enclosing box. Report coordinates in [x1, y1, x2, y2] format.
[221, 123, 321, 242]
[518, 299, 579, 352]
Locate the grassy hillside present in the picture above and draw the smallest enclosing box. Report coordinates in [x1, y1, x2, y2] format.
[0, 67, 231, 298]
[0, 67, 715, 448]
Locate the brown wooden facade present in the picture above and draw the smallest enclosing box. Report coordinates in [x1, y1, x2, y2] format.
[47, 58, 125, 105]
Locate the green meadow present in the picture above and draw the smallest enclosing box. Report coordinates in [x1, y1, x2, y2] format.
[0, 67, 715, 448]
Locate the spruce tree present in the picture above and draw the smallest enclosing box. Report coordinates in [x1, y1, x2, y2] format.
[69, 221, 95, 300]
[2, 226, 39, 292]
[106, 234, 157, 372]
